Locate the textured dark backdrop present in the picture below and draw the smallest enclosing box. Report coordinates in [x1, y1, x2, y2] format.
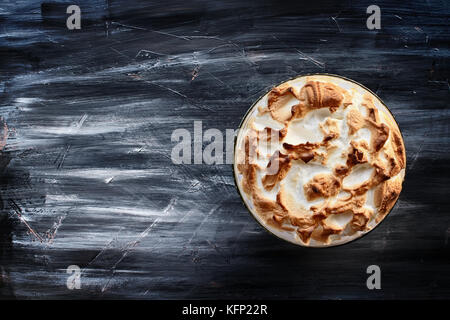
[0, 0, 449, 299]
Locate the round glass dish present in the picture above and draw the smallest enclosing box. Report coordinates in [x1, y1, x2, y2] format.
[233, 74, 406, 248]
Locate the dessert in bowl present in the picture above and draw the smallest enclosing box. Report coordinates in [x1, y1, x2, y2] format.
[233, 74, 406, 247]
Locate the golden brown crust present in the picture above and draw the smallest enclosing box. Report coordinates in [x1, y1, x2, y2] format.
[236, 77, 405, 245]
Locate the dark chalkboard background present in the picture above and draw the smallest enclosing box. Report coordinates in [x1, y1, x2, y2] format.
[0, 0, 449, 299]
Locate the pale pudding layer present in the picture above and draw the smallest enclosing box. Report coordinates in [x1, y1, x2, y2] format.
[234, 75, 406, 247]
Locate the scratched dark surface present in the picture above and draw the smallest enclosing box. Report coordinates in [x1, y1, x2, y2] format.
[0, 0, 449, 299]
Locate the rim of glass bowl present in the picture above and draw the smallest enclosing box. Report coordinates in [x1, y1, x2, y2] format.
[232, 73, 406, 248]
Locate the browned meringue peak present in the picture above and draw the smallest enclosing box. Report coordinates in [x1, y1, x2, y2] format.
[312, 193, 367, 218]
[291, 81, 346, 119]
[237, 131, 291, 230]
[350, 207, 374, 231]
[346, 140, 369, 167]
[371, 150, 403, 186]
[369, 121, 390, 153]
[282, 119, 342, 165]
[319, 117, 340, 144]
[374, 171, 403, 223]
[391, 127, 406, 169]
[304, 173, 341, 201]
[339, 136, 403, 197]
[252, 191, 291, 230]
[346, 96, 390, 153]
[301, 81, 344, 110]
[334, 164, 349, 177]
[312, 218, 346, 244]
[235, 75, 406, 246]
[362, 94, 380, 122]
[277, 186, 318, 243]
[265, 84, 300, 122]
[237, 134, 258, 195]
[257, 127, 287, 142]
[262, 151, 291, 191]
[347, 108, 365, 135]
[312, 206, 372, 244]
[263, 80, 350, 123]
[292, 216, 317, 244]
[282, 142, 319, 163]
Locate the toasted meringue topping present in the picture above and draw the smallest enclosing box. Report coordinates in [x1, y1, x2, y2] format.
[234, 75, 406, 247]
